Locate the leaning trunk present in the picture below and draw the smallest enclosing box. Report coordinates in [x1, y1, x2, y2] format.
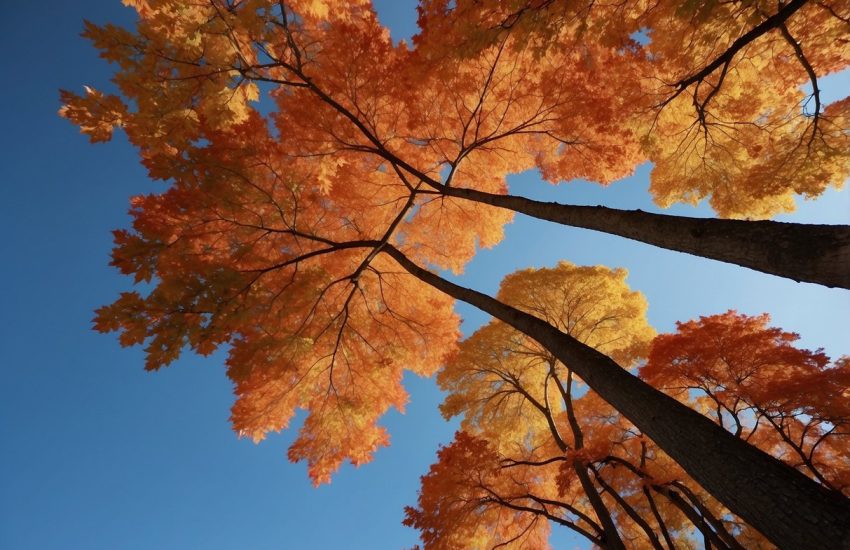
[385, 245, 850, 550]
[574, 462, 626, 550]
[442, 187, 850, 289]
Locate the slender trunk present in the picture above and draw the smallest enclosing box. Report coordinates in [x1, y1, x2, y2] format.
[640, 442, 677, 550]
[555, 368, 584, 449]
[658, 487, 730, 550]
[643, 486, 676, 550]
[542, 364, 625, 549]
[554, 367, 626, 549]
[441, 186, 850, 289]
[758, 409, 837, 490]
[384, 245, 850, 550]
[603, 453, 740, 549]
[591, 467, 665, 550]
[574, 463, 626, 550]
[670, 481, 745, 550]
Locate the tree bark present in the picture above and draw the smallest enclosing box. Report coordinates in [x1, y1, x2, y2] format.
[441, 186, 850, 289]
[384, 245, 850, 550]
[573, 462, 626, 550]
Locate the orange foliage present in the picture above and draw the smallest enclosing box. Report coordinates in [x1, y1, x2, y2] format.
[409, 304, 850, 546]
[644, 311, 850, 494]
[403, 431, 552, 550]
[416, 0, 850, 217]
[61, 0, 653, 483]
[60, 0, 849, 503]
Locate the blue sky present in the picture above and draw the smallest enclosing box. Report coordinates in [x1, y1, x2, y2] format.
[1, 2, 847, 549]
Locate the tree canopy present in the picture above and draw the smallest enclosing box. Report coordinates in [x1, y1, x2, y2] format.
[61, 0, 850, 547]
[408, 305, 850, 548]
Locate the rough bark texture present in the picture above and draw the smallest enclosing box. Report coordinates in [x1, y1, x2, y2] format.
[384, 245, 850, 550]
[443, 187, 850, 289]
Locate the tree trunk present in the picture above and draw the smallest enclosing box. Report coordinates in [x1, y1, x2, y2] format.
[441, 186, 850, 289]
[574, 462, 626, 550]
[384, 245, 850, 550]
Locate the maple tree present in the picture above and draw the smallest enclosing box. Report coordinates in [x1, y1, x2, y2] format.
[389, 247, 850, 549]
[417, 0, 849, 214]
[408, 424, 764, 549]
[643, 311, 850, 495]
[407, 297, 850, 548]
[60, 0, 850, 287]
[60, 0, 850, 547]
[411, 263, 657, 549]
[409, 0, 850, 288]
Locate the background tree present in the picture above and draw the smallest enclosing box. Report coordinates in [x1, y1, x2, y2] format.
[407, 266, 771, 549]
[431, 263, 656, 549]
[643, 311, 850, 495]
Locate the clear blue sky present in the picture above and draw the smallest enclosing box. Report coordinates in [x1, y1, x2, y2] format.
[1, 3, 847, 549]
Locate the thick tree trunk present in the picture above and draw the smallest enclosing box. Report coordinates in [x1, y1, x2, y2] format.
[441, 187, 850, 289]
[384, 245, 850, 550]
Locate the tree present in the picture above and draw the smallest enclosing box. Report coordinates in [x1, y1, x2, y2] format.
[643, 311, 850, 495]
[408, 302, 850, 549]
[416, 0, 849, 215]
[408, 0, 850, 287]
[430, 263, 657, 549]
[406, 266, 769, 549]
[61, 1, 850, 547]
[61, 1, 850, 287]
